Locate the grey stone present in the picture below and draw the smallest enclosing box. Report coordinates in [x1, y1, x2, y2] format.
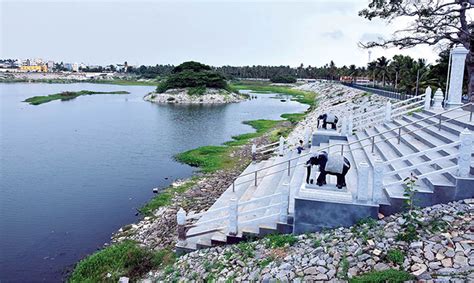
[374, 263, 389, 271]
[453, 255, 468, 266]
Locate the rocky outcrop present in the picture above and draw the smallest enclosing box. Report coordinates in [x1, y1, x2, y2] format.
[147, 199, 474, 282]
[144, 88, 245, 104]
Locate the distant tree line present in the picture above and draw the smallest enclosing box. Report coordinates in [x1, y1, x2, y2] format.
[126, 50, 454, 94]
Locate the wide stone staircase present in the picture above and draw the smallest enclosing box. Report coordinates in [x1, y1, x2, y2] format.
[176, 90, 474, 253]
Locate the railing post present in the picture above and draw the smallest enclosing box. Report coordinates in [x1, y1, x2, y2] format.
[177, 208, 187, 246]
[278, 136, 285, 156]
[304, 127, 311, 148]
[372, 159, 384, 203]
[287, 160, 291, 176]
[371, 136, 375, 153]
[470, 104, 473, 122]
[232, 181, 235, 193]
[357, 162, 369, 202]
[432, 88, 444, 110]
[251, 144, 257, 162]
[397, 128, 402, 144]
[254, 171, 257, 186]
[384, 101, 392, 123]
[348, 114, 353, 136]
[438, 114, 442, 131]
[228, 197, 238, 235]
[340, 144, 344, 156]
[424, 87, 432, 110]
[458, 129, 473, 178]
[341, 116, 348, 136]
[279, 183, 290, 223]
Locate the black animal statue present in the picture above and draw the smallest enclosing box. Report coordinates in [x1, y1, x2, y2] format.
[305, 152, 351, 189]
[317, 113, 338, 130]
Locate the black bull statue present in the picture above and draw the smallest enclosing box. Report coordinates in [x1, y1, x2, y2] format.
[305, 152, 351, 189]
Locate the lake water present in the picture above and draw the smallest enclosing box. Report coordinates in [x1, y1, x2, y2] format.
[0, 83, 307, 282]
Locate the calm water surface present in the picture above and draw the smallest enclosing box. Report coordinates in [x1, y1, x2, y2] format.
[0, 83, 307, 282]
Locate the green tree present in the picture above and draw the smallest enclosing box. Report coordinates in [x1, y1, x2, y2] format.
[359, 0, 473, 101]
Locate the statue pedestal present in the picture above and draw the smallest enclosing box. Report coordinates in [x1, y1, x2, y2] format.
[312, 129, 345, 146]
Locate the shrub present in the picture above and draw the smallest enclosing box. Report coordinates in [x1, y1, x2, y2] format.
[270, 75, 297, 83]
[387, 248, 405, 265]
[265, 234, 298, 248]
[350, 269, 414, 283]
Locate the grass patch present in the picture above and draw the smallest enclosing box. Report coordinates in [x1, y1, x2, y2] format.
[386, 248, 405, 265]
[229, 81, 316, 107]
[139, 178, 199, 216]
[69, 240, 175, 283]
[175, 145, 235, 173]
[280, 113, 305, 124]
[24, 90, 129, 105]
[265, 234, 298, 248]
[176, 119, 282, 171]
[350, 269, 414, 283]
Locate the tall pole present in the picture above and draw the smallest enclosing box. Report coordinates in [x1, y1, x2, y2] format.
[415, 69, 420, 96]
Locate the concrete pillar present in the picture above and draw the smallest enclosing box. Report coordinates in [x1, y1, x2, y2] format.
[228, 197, 238, 235]
[458, 129, 473, 178]
[304, 128, 311, 148]
[384, 101, 392, 123]
[424, 86, 432, 110]
[372, 159, 384, 202]
[279, 183, 290, 223]
[446, 45, 469, 108]
[177, 208, 187, 246]
[357, 162, 370, 202]
[432, 89, 444, 110]
[251, 144, 257, 162]
[348, 114, 353, 136]
[278, 136, 285, 156]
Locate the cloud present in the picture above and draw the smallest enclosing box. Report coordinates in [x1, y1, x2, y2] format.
[321, 30, 344, 40]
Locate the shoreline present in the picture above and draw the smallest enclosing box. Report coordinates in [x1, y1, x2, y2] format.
[68, 83, 315, 282]
[71, 81, 394, 281]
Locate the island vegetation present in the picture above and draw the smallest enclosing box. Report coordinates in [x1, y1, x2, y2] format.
[23, 90, 129, 105]
[155, 61, 230, 95]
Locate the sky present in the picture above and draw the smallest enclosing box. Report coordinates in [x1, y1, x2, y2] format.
[0, 0, 441, 68]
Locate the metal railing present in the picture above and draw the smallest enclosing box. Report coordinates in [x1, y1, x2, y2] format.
[230, 102, 473, 192]
[177, 187, 288, 245]
[352, 93, 426, 130]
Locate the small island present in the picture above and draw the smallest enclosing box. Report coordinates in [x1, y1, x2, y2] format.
[144, 61, 245, 104]
[23, 90, 130, 105]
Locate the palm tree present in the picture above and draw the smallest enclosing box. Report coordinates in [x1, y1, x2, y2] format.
[376, 56, 391, 86]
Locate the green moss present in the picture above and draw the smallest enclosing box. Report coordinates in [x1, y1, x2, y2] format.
[24, 90, 129, 105]
[69, 241, 175, 283]
[140, 178, 199, 216]
[188, 86, 206, 96]
[350, 269, 415, 283]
